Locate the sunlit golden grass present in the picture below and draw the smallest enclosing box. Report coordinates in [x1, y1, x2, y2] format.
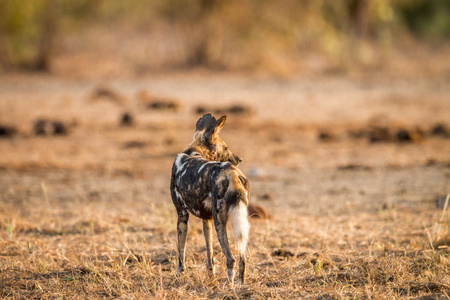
[1, 166, 449, 299]
[1, 73, 450, 298]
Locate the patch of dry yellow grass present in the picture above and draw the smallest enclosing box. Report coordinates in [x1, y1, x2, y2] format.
[1, 168, 449, 299]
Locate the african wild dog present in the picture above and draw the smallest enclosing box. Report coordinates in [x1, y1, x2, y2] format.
[170, 113, 250, 284]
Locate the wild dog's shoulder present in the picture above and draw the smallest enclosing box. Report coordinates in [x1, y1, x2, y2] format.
[218, 163, 247, 180]
[172, 151, 219, 178]
[173, 151, 200, 168]
[210, 164, 249, 192]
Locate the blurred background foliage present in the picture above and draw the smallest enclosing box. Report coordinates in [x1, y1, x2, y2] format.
[0, 0, 449, 72]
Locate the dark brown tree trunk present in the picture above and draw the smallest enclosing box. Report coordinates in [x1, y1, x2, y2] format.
[347, 0, 369, 39]
[34, 0, 58, 71]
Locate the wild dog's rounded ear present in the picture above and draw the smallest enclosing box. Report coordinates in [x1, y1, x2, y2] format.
[212, 115, 226, 136]
[196, 113, 216, 132]
[201, 115, 226, 144]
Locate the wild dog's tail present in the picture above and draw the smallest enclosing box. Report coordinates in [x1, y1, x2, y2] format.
[229, 200, 250, 258]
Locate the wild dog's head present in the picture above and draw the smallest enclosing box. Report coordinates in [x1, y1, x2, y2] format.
[189, 113, 242, 166]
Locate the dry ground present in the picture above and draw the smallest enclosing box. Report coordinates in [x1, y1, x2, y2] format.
[0, 71, 450, 299]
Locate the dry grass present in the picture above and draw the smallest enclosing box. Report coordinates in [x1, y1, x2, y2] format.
[1, 72, 450, 299]
[1, 164, 449, 299]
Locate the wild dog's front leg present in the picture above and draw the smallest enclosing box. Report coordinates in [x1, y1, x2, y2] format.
[202, 219, 214, 274]
[213, 207, 235, 284]
[176, 210, 189, 274]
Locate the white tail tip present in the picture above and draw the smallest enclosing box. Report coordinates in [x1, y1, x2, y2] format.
[229, 202, 249, 257]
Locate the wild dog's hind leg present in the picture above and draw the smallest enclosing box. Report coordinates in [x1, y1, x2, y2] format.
[176, 210, 189, 274]
[213, 207, 235, 284]
[203, 219, 214, 273]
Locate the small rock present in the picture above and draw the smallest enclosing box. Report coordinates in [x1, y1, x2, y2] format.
[368, 126, 391, 143]
[151, 253, 170, 264]
[91, 85, 123, 104]
[395, 129, 413, 142]
[0, 125, 17, 137]
[120, 112, 134, 126]
[337, 164, 372, 171]
[147, 100, 179, 111]
[272, 249, 294, 258]
[34, 119, 70, 136]
[195, 106, 207, 115]
[318, 130, 334, 142]
[381, 202, 394, 210]
[425, 159, 437, 166]
[139, 91, 180, 112]
[347, 128, 367, 139]
[259, 193, 273, 202]
[52, 121, 68, 135]
[34, 119, 48, 135]
[125, 253, 144, 264]
[194, 104, 252, 116]
[227, 104, 252, 115]
[431, 123, 449, 137]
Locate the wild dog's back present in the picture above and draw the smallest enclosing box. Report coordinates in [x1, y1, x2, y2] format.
[170, 151, 218, 220]
[171, 152, 249, 220]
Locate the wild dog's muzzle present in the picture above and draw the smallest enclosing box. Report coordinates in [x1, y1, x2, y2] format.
[230, 154, 243, 166]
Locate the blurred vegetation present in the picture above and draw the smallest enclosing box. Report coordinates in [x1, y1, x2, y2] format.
[0, 0, 449, 72]
[397, 0, 450, 37]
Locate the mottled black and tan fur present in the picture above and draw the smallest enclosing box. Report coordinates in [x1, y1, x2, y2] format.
[170, 113, 250, 284]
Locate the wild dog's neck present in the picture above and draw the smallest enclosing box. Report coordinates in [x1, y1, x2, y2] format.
[183, 144, 214, 161]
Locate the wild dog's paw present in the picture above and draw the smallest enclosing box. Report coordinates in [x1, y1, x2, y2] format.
[227, 268, 235, 285]
[176, 265, 185, 275]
